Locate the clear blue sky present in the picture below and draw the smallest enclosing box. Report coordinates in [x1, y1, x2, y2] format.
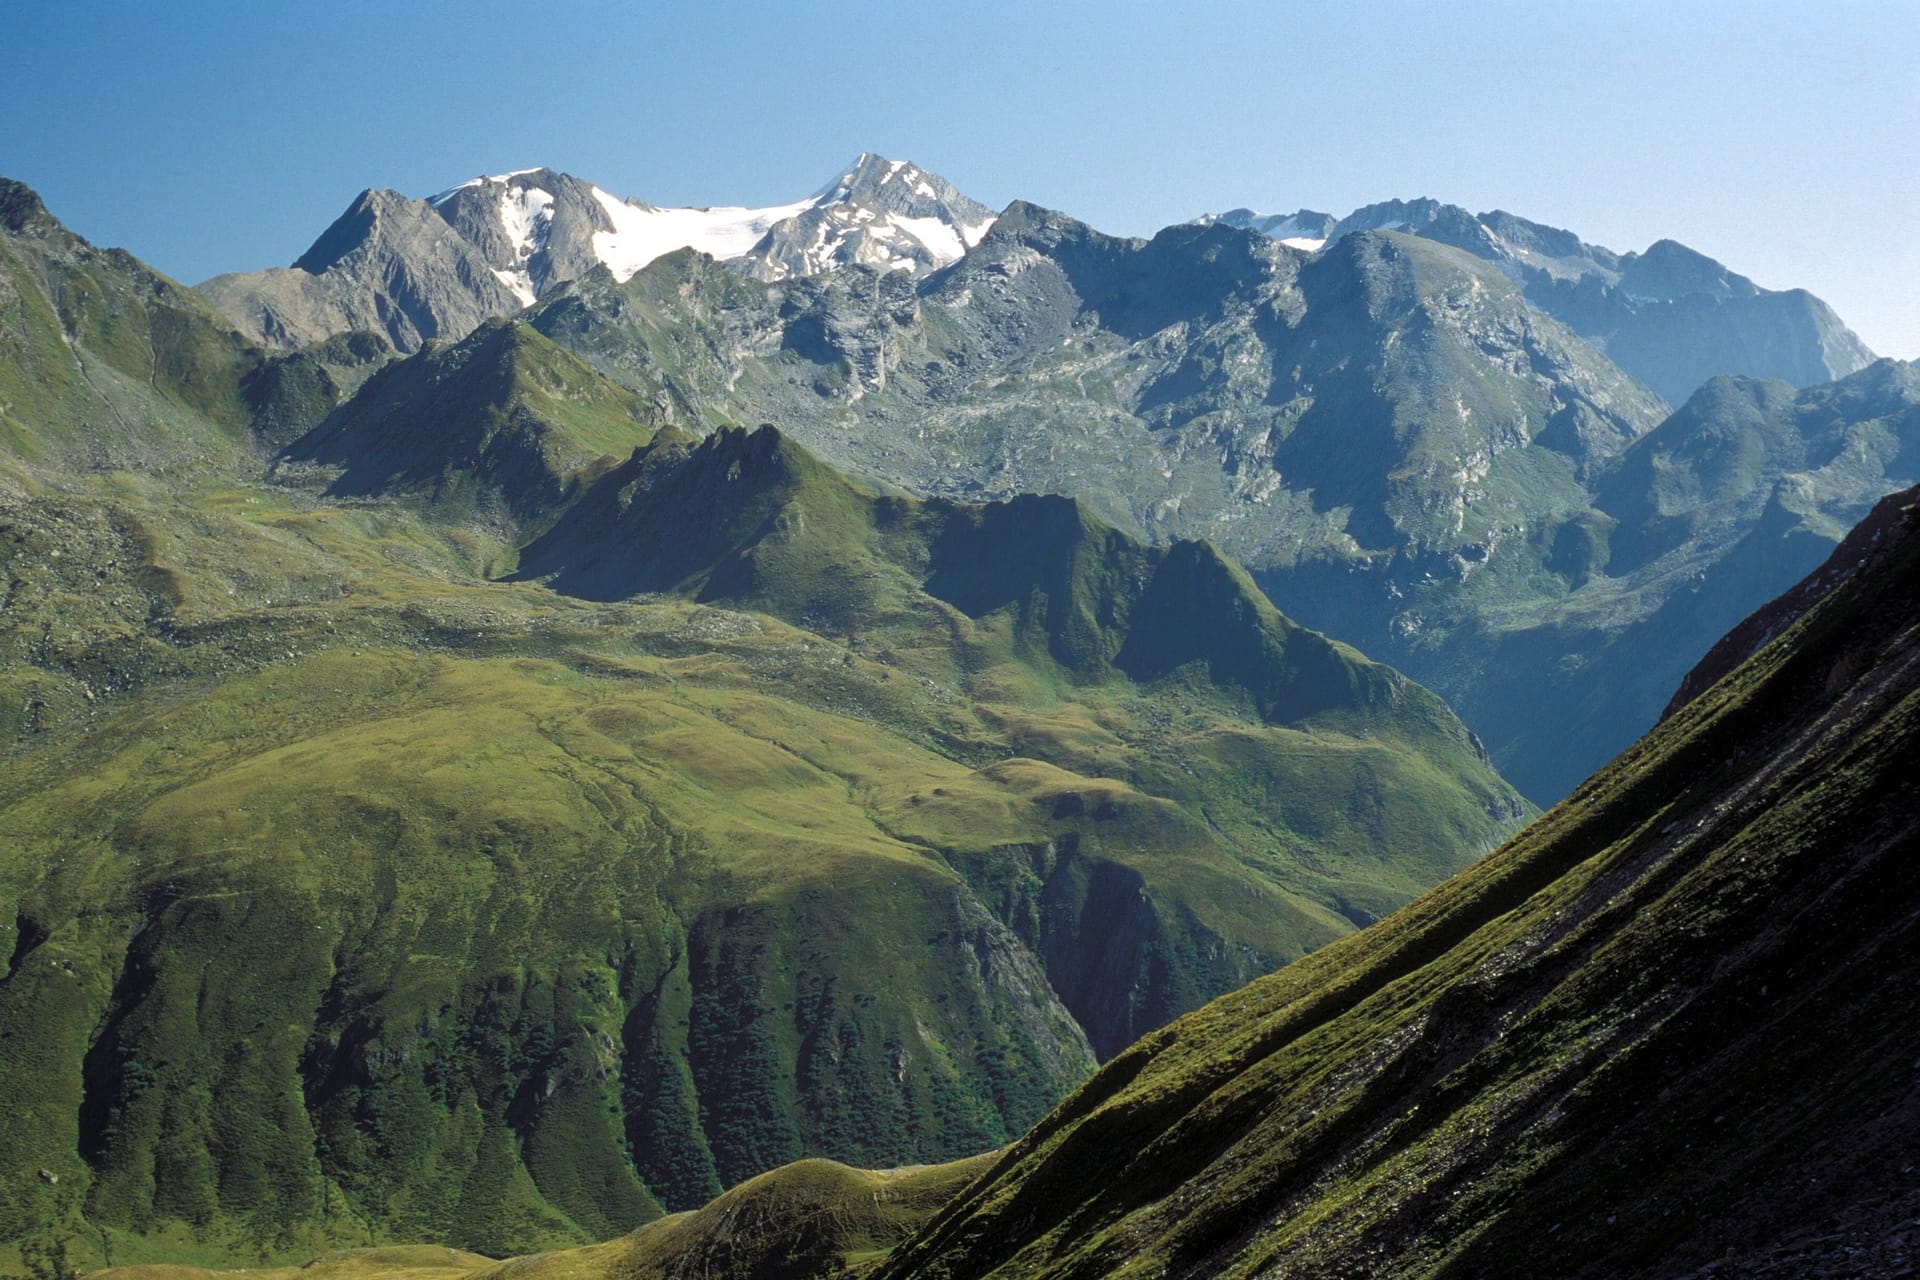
[4, 0, 1915, 357]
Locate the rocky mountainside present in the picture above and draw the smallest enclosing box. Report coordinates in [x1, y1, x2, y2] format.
[1398, 355, 1920, 801]
[199, 155, 995, 354]
[1215, 195, 1878, 404]
[516, 204, 1918, 802]
[0, 187, 1526, 1275]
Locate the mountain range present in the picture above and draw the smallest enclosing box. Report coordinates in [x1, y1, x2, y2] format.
[471, 184, 1911, 802]
[1, 152, 1916, 1278]
[199, 155, 996, 354]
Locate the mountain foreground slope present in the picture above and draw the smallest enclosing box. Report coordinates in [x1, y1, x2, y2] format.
[0, 182, 1525, 1275]
[873, 483, 1920, 1277]
[151, 480, 1920, 1279]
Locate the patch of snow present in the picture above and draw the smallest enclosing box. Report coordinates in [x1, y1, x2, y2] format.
[890, 213, 966, 263]
[588, 186, 814, 282]
[1280, 237, 1326, 252]
[493, 268, 536, 308]
[499, 185, 554, 262]
[960, 217, 996, 248]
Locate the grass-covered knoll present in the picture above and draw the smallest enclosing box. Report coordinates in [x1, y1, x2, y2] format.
[84, 1156, 995, 1280]
[471, 1154, 998, 1280]
[279, 320, 658, 521]
[863, 487, 1920, 1279]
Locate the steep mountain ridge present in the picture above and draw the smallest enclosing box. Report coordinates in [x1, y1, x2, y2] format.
[514, 422, 1432, 739]
[0, 177, 266, 468]
[276, 318, 658, 520]
[202, 186, 527, 353]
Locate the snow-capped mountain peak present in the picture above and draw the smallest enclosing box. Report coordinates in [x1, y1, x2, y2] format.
[421, 155, 996, 296]
[200, 156, 1000, 356]
[744, 153, 997, 282]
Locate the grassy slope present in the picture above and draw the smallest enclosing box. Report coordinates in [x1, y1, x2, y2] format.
[0, 436, 1521, 1272]
[85, 1155, 998, 1280]
[160, 494, 1920, 1280]
[0, 180, 265, 470]
[870, 492, 1920, 1279]
[278, 320, 657, 522]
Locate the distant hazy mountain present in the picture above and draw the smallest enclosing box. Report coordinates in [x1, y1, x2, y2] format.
[1203, 195, 1877, 403]
[199, 154, 995, 353]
